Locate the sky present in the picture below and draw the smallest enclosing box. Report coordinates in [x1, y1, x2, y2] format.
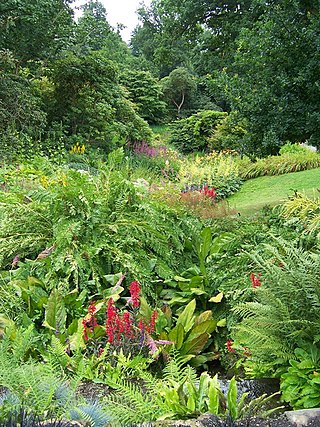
[72, 0, 151, 42]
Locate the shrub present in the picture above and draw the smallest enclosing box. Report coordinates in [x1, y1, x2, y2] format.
[208, 112, 248, 153]
[179, 152, 242, 199]
[169, 110, 227, 153]
[0, 150, 199, 300]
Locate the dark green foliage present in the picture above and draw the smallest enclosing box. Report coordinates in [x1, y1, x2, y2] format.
[0, 52, 47, 156]
[281, 345, 320, 409]
[224, 1, 320, 154]
[120, 70, 167, 124]
[169, 110, 227, 153]
[0, 0, 74, 64]
[48, 51, 152, 149]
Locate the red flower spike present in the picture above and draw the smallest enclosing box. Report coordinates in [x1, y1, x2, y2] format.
[82, 319, 89, 341]
[146, 310, 158, 334]
[129, 281, 141, 308]
[226, 339, 236, 353]
[250, 273, 262, 288]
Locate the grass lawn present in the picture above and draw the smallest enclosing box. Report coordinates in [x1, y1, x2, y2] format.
[228, 167, 320, 216]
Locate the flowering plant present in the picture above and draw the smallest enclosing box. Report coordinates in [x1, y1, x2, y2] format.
[82, 281, 169, 358]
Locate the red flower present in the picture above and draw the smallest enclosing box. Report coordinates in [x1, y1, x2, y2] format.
[146, 310, 158, 334]
[138, 318, 144, 332]
[226, 339, 236, 353]
[250, 273, 262, 288]
[106, 298, 118, 344]
[243, 347, 251, 357]
[87, 300, 98, 332]
[200, 185, 217, 199]
[82, 319, 89, 341]
[122, 311, 134, 339]
[129, 281, 141, 308]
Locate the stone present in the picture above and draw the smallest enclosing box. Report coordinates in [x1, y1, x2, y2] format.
[285, 408, 320, 426]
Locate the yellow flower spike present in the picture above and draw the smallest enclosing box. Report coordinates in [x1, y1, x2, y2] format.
[40, 175, 48, 188]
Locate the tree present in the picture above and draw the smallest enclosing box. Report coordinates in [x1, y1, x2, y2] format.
[131, 0, 255, 76]
[74, 0, 133, 64]
[0, 51, 46, 136]
[161, 68, 196, 118]
[131, 1, 195, 77]
[223, 0, 320, 154]
[48, 51, 152, 149]
[120, 70, 166, 124]
[0, 0, 74, 64]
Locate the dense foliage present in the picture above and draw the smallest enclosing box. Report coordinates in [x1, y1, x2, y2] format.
[2, 0, 320, 424]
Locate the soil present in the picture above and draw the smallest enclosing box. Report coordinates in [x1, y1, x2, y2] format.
[76, 381, 111, 400]
[196, 413, 320, 427]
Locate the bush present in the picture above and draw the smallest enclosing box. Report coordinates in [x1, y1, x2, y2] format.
[169, 110, 227, 153]
[209, 112, 248, 153]
[179, 152, 242, 199]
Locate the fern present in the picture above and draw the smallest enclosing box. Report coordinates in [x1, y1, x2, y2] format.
[162, 351, 197, 386]
[233, 237, 320, 371]
[103, 374, 165, 424]
[69, 402, 110, 427]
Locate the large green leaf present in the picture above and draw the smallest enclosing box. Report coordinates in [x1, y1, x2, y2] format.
[208, 375, 221, 415]
[176, 299, 196, 333]
[188, 319, 217, 341]
[180, 332, 209, 355]
[168, 323, 185, 349]
[43, 288, 66, 333]
[201, 227, 212, 261]
[227, 377, 238, 420]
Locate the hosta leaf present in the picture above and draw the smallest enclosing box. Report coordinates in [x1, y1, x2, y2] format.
[209, 292, 224, 303]
[168, 323, 185, 349]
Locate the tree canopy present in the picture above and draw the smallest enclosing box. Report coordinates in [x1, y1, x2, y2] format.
[1, 0, 320, 156]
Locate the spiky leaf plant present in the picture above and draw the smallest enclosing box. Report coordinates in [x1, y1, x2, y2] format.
[233, 237, 320, 374]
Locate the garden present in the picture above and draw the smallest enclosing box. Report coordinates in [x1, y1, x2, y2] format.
[1, 0, 320, 426]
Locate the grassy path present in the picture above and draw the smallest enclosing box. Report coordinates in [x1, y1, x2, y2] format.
[228, 167, 320, 215]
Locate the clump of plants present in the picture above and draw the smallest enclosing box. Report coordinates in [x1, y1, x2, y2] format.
[238, 143, 320, 179]
[127, 141, 181, 181]
[169, 110, 227, 153]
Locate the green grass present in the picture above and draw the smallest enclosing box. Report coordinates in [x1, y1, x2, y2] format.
[228, 167, 320, 216]
[150, 124, 171, 144]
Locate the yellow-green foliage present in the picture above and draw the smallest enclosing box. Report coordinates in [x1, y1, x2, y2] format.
[179, 152, 239, 187]
[281, 192, 320, 236]
[238, 150, 320, 179]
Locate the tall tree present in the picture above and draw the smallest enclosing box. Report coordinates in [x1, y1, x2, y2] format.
[75, 0, 132, 64]
[0, 0, 74, 64]
[161, 67, 197, 118]
[224, 0, 320, 154]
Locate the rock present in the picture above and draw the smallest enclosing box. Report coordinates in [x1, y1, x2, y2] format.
[285, 408, 320, 426]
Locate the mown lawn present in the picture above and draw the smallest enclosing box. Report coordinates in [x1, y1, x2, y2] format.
[228, 167, 320, 215]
